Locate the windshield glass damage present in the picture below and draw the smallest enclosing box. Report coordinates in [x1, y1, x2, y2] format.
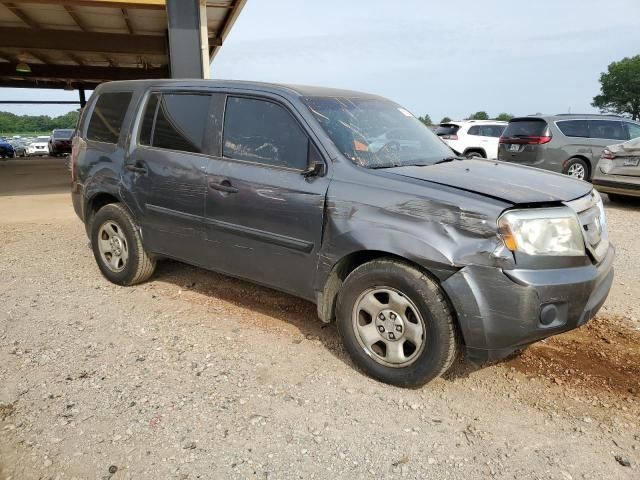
[303, 96, 453, 169]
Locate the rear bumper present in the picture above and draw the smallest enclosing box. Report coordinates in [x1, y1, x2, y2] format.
[593, 178, 640, 198]
[51, 143, 72, 154]
[441, 245, 615, 363]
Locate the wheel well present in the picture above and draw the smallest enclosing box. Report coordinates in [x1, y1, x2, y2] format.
[564, 156, 591, 178]
[85, 192, 120, 230]
[317, 250, 431, 323]
[463, 148, 486, 158]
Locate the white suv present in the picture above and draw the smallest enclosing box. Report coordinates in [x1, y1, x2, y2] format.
[435, 120, 507, 159]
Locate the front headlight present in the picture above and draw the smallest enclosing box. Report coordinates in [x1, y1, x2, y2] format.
[498, 207, 585, 256]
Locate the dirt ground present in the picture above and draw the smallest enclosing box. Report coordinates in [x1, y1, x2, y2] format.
[0, 157, 639, 479]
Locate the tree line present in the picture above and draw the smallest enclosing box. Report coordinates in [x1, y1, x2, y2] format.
[417, 112, 514, 126]
[0, 110, 79, 135]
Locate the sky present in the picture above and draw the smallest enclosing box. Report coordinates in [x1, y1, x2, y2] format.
[3, 0, 640, 121]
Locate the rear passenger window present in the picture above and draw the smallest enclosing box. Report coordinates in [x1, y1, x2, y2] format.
[86, 92, 132, 143]
[589, 120, 628, 140]
[223, 96, 308, 170]
[467, 126, 480, 135]
[149, 93, 210, 153]
[557, 120, 589, 138]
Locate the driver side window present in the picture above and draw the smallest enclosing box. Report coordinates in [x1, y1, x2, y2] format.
[223, 96, 308, 170]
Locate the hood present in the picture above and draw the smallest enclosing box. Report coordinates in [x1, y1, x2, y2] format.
[382, 159, 591, 204]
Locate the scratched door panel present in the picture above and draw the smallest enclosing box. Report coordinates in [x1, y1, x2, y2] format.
[125, 92, 211, 263]
[204, 159, 328, 300]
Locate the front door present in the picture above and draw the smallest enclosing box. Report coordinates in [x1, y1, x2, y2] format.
[204, 95, 330, 299]
[124, 91, 212, 264]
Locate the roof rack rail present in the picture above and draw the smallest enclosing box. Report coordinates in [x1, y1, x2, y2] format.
[554, 113, 625, 118]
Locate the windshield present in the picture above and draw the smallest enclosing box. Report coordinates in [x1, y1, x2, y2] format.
[303, 96, 453, 168]
[53, 130, 73, 139]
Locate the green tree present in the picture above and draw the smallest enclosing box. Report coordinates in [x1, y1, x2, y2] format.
[439, 116, 452, 124]
[468, 111, 489, 120]
[418, 114, 432, 126]
[494, 113, 514, 122]
[0, 109, 80, 135]
[592, 55, 640, 120]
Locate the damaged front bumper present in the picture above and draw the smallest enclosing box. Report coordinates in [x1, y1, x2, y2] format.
[441, 245, 615, 364]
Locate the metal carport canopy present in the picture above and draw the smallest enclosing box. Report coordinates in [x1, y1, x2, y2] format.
[0, 0, 246, 91]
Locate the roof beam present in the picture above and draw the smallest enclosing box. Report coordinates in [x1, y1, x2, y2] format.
[121, 8, 134, 34]
[63, 4, 89, 31]
[0, 65, 163, 83]
[0, 27, 171, 55]
[0, 62, 168, 81]
[9, 0, 165, 10]
[3, 2, 42, 29]
[0, 78, 97, 89]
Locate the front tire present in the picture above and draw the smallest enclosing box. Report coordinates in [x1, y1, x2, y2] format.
[90, 203, 156, 286]
[336, 259, 459, 388]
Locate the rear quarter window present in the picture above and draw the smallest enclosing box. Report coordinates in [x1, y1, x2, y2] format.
[86, 92, 133, 144]
[502, 119, 548, 137]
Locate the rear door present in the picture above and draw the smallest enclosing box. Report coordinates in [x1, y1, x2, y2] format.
[203, 93, 330, 299]
[124, 91, 212, 264]
[555, 119, 592, 165]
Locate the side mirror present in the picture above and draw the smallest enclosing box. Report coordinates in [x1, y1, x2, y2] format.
[302, 142, 326, 178]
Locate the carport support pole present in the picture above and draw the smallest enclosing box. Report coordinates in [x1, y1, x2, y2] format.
[166, 0, 210, 79]
[79, 87, 86, 108]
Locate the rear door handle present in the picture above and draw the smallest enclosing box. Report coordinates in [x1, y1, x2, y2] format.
[125, 163, 147, 174]
[209, 181, 238, 194]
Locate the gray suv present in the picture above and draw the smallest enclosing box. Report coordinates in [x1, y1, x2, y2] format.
[498, 114, 640, 180]
[71, 80, 614, 387]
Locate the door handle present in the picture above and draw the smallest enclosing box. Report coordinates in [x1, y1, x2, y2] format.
[209, 181, 238, 194]
[125, 163, 147, 174]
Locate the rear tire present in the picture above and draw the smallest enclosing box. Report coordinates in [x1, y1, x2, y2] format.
[336, 259, 459, 388]
[564, 157, 589, 180]
[465, 151, 484, 159]
[90, 203, 156, 286]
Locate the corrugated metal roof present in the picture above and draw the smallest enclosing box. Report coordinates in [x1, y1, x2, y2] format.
[0, 0, 245, 89]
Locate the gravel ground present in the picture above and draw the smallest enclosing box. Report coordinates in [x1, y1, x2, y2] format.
[0, 161, 639, 479]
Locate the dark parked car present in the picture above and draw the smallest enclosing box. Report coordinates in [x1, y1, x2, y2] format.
[498, 114, 640, 180]
[0, 138, 15, 158]
[71, 80, 614, 387]
[49, 129, 74, 156]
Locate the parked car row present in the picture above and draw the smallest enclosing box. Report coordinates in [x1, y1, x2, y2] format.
[0, 129, 74, 159]
[434, 113, 640, 201]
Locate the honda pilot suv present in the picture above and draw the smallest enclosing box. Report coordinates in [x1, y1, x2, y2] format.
[71, 80, 614, 387]
[498, 114, 640, 180]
